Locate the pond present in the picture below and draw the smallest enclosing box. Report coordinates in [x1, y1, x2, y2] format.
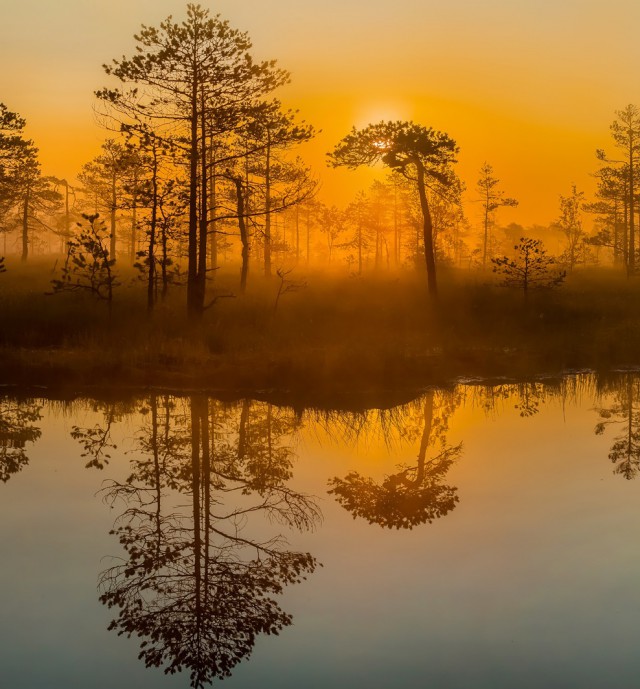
[2, 374, 640, 688]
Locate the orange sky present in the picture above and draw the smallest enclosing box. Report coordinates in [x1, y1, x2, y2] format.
[2, 0, 640, 227]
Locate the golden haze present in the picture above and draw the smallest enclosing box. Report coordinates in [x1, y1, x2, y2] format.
[2, 0, 639, 225]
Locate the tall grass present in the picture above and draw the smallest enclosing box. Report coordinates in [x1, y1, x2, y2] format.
[2, 258, 640, 391]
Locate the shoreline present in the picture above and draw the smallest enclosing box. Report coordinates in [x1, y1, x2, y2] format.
[0, 345, 636, 409]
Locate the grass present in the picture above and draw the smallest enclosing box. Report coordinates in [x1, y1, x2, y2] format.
[2, 257, 640, 397]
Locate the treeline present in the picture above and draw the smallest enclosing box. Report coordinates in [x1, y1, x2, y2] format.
[1, 3, 640, 314]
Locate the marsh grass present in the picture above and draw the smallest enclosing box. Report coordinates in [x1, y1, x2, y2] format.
[1, 258, 640, 391]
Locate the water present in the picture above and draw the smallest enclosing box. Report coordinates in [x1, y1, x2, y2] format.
[2, 375, 640, 688]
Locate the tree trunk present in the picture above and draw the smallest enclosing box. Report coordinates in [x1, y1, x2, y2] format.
[295, 205, 300, 264]
[415, 161, 437, 297]
[186, 71, 199, 318]
[482, 201, 489, 269]
[21, 186, 29, 261]
[110, 172, 117, 261]
[161, 214, 169, 300]
[628, 376, 633, 463]
[613, 200, 620, 264]
[415, 392, 434, 484]
[130, 169, 138, 264]
[201, 397, 211, 601]
[306, 209, 311, 265]
[233, 177, 250, 293]
[623, 194, 629, 268]
[209, 151, 217, 278]
[64, 180, 70, 254]
[150, 395, 161, 559]
[393, 183, 399, 266]
[264, 129, 272, 278]
[196, 88, 209, 314]
[629, 139, 635, 275]
[238, 399, 250, 459]
[147, 147, 159, 313]
[190, 397, 202, 622]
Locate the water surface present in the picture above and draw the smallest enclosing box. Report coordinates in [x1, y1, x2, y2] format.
[2, 375, 640, 688]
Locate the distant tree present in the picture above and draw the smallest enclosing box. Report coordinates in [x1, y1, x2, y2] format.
[78, 139, 140, 263]
[0, 104, 30, 226]
[492, 237, 566, 298]
[17, 164, 62, 261]
[128, 131, 185, 311]
[367, 180, 393, 269]
[429, 174, 466, 265]
[297, 197, 322, 266]
[556, 184, 586, 271]
[502, 222, 525, 247]
[50, 213, 118, 308]
[243, 101, 315, 277]
[597, 105, 640, 274]
[258, 157, 316, 268]
[476, 162, 518, 268]
[595, 375, 640, 480]
[0, 106, 62, 260]
[49, 177, 79, 253]
[329, 121, 459, 297]
[585, 165, 627, 264]
[318, 204, 346, 264]
[394, 170, 465, 270]
[224, 169, 251, 292]
[344, 190, 373, 275]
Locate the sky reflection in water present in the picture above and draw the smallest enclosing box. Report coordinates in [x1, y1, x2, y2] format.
[2, 375, 640, 688]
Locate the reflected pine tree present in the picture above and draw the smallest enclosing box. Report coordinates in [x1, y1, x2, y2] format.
[595, 374, 640, 480]
[232, 399, 302, 492]
[0, 398, 42, 482]
[71, 401, 134, 469]
[328, 391, 462, 529]
[513, 382, 545, 417]
[99, 395, 319, 687]
[479, 382, 545, 418]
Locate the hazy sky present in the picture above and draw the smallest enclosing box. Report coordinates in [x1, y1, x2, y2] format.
[3, 0, 640, 225]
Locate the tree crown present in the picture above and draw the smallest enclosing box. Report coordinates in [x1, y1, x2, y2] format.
[328, 120, 458, 184]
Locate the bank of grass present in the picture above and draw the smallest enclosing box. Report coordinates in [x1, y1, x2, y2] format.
[1, 258, 640, 393]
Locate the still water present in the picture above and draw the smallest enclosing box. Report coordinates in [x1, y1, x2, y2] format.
[2, 375, 640, 688]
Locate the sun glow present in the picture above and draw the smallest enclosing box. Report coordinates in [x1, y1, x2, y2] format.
[355, 102, 412, 128]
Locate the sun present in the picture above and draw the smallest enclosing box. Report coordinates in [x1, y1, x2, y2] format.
[355, 102, 412, 128]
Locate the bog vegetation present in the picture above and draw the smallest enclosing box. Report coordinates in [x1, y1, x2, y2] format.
[1, 3, 640, 390]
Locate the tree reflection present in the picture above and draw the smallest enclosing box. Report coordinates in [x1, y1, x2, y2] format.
[328, 391, 463, 529]
[70, 401, 133, 470]
[0, 398, 42, 482]
[479, 381, 545, 418]
[595, 374, 640, 480]
[98, 395, 319, 687]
